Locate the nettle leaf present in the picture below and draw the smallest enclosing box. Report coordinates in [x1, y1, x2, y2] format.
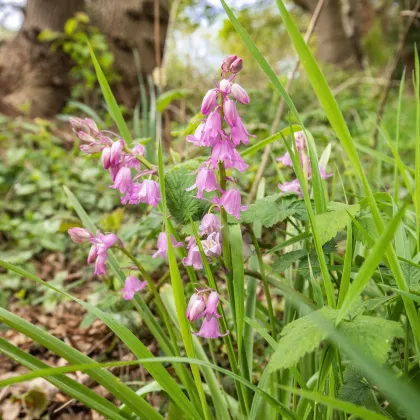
[297, 240, 337, 280]
[241, 194, 307, 227]
[314, 202, 360, 246]
[165, 166, 210, 224]
[268, 307, 336, 371]
[268, 308, 403, 371]
[272, 249, 307, 272]
[354, 210, 379, 248]
[339, 364, 372, 406]
[400, 261, 420, 292]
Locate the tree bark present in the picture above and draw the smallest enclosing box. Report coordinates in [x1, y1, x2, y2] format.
[0, 0, 169, 117]
[0, 0, 84, 117]
[293, 0, 369, 69]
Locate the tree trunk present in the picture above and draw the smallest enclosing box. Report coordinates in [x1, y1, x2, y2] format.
[0, 0, 84, 117]
[88, 0, 169, 108]
[293, 0, 369, 69]
[0, 0, 169, 117]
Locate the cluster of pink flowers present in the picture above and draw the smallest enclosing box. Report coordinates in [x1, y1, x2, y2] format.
[186, 55, 250, 220]
[186, 289, 228, 339]
[68, 227, 146, 300]
[68, 227, 119, 276]
[277, 131, 331, 196]
[69, 117, 161, 207]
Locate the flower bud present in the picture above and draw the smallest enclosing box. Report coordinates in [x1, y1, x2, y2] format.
[186, 293, 206, 321]
[223, 99, 238, 127]
[206, 291, 219, 316]
[221, 55, 237, 73]
[230, 58, 243, 73]
[219, 79, 231, 95]
[231, 83, 250, 105]
[201, 89, 218, 115]
[110, 140, 124, 166]
[68, 228, 92, 243]
[101, 147, 112, 169]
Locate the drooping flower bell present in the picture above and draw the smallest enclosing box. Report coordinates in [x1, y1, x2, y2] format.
[278, 179, 302, 197]
[122, 276, 147, 300]
[186, 164, 221, 199]
[199, 213, 222, 236]
[152, 232, 184, 259]
[212, 189, 248, 221]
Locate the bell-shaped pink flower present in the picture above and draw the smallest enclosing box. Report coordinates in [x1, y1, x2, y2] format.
[152, 232, 183, 259]
[110, 140, 124, 166]
[193, 315, 228, 339]
[186, 123, 205, 147]
[201, 232, 222, 257]
[94, 253, 108, 276]
[278, 179, 302, 197]
[201, 89, 218, 115]
[201, 109, 222, 147]
[111, 167, 132, 193]
[186, 165, 221, 198]
[219, 79, 232, 95]
[224, 99, 238, 127]
[101, 147, 112, 169]
[277, 152, 293, 167]
[122, 276, 147, 300]
[212, 189, 247, 220]
[230, 117, 250, 146]
[231, 83, 250, 105]
[68, 228, 92, 243]
[294, 131, 306, 150]
[205, 291, 220, 317]
[87, 245, 98, 264]
[137, 180, 161, 207]
[199, 213, 222, 236]
[186, 293, 206, 321]
[182, 245, 203, 270]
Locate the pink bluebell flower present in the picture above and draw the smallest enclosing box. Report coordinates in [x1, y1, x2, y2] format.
[201, 232, 222, 257]
[230, 57, 243, 73]
[186, 293, 207, 321]
[278, 179, 302, 197]
[193, 316, 228, 339]
[212, 189, 248, 220]
[136, 180, 161, 207]
[230, 118, 250, 146]
[182, 237, 203, 270]
[199, 213, 222, 236]
[68, 228, 92, 243]
[122, 276, 147, 300]
[186, 164, 221, 198]
[186, 123, 205, 147]
[201, 89, 218, 115]
[223, 99, 238, 127]
[218, 79, 232, 95]
[152, 232, 184, 259]
[85, 231, 119, 276]
[110, 139, 124, 166]
[221, 55, 238, 75]
[111, 167, 132, 194]
[277, 152, 293, 167]
[231, 83, 250, 105]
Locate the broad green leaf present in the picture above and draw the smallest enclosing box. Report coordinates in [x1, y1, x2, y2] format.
[268, 308, 403, 371]
[157, 89, 192, 112]
[314, 203, 360, 245]
[165, 166, 210, 224]
[241, 194, 307, 227]
[272, 249, 307, 273]
[339, 364, 372, 406]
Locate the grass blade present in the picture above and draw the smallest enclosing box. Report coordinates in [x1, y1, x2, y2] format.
[0, 338, 128, 420]
[0, 307, 163, 420]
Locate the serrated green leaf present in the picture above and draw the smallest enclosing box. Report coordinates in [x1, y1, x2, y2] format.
[400, 261, 420, 292]
[272, 249, 307, 273]
[268, 307, 336, 371]
[354, 211, 379, 247]
[314, 203, 359, 246]
[268, 308, 403, 371]
[339, 365, 372, 406]
[165, 166, 210, 224]
[241, 194, 307, 227]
